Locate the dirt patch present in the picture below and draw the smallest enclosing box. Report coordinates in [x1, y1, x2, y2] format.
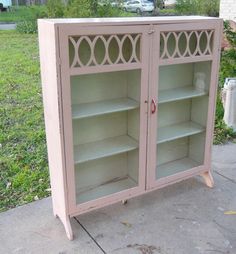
[127, 244, 160, 254]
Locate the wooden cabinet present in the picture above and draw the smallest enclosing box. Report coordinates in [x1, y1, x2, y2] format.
[38, 17, 222, 240]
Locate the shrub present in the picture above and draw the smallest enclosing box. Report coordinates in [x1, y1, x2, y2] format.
[22, 5, 47, 20]
[97, 3, 118, 17]
[64, 0, 92, 18]
[219, 21, 236, 87]
[46, 0, 65, 18]
[159, 8, 178, 16]
[16, 20, 38, 34]
[175, 0, 219, 17]
[97, 2, 134, 17]
[64, 0, 133, 18]
[203, 0, 220, 17]
[16, 5, 47, 34]
[214, 21, 236, 144]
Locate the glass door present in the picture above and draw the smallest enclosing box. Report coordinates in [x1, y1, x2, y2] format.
[147, 21, 221, 188]
[58, 25, 150, 213]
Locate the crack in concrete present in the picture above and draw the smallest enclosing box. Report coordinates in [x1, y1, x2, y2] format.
[213, 219, 236, 235]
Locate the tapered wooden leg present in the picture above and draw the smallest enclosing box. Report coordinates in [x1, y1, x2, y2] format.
[57, 214, 73, 240]
[64, 216, 73, 241]
[201, 171, 214, 188]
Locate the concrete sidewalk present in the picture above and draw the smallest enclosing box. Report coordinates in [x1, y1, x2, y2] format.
[0, 143, 236, 254]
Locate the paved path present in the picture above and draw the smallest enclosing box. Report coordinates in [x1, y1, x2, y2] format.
[0, 143, 236, 254]
[0, 23, 16, 30]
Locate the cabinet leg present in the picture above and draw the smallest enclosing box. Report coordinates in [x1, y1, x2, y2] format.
[201, 171, 214, 188]
[57, 214, 73, 240]
[64, 216, 73, 241]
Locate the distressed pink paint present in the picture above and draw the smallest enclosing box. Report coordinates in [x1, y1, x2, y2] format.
[38, 17, 222, 240]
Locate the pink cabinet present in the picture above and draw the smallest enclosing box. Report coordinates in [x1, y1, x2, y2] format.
[38, 17, 222, 240]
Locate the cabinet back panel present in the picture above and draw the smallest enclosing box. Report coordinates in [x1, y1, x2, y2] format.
[159, 64, 193, 91]
[189, 132, 205, 164]
[156, 137, 189, 166]
[127, 70, 141, 101]
[127, 149, 139, 182]
[128, 109, 140, 141]
[193, 61, 211, 92]
[191, 96, 209, 127]
[158, 100, 191, 128]
[75, 150, 139, 204]
[73, 112, 127, 145]
[75, 153, 128, 192]
[71, 72, 128, 104]
[71, 70, 140, 104]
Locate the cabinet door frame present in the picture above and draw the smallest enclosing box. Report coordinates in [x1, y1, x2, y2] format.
[58, 24, 150, 215]
[147, 21, 222, 190]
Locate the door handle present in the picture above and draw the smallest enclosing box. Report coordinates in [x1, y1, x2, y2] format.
[151, 99, 157, 114]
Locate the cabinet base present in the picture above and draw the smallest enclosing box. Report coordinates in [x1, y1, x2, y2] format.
[200, 171, 214, 188]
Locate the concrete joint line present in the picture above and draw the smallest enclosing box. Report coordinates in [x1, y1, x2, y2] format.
[214, 170, 236, 184]
[74, 217, 107, 254]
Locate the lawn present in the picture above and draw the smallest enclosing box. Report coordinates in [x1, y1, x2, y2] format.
[0, 6, 46, 23]
[0, 30, 49, 212]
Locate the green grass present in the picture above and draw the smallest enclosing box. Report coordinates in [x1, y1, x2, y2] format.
[0, 30, 49, 212]
[0, 6, 47, 23]
[159, 8, 178, 15]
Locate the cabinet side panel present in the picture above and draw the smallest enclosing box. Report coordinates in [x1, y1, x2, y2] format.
[203, 20, 223, 168]
[38, 21, 68, 217]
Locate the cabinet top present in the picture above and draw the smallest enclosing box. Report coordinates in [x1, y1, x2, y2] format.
[38, 16, 221, 26]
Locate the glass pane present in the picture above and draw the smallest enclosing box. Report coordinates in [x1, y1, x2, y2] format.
[70, 70, 141, 204]
[156, 62, 211, 179]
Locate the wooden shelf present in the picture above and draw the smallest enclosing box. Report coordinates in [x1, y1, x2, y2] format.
[158, 86, 207, 104]
[74, 135, 138, 164]
[156, 157, 200, 179]
[72, 98, 139, 119]
[159, 55, 213, 66]
[76, 176, 137, 204]
[157, 121, 204, 144]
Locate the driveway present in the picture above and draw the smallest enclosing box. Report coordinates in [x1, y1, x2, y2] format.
[0, 23, 16, 30]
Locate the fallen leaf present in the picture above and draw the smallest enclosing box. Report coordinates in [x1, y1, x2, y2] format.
[34, 195, 39, 201]
[6, 182, 11, 189]
[121, 221, 132, 228]
[224, 210, 236, 215]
